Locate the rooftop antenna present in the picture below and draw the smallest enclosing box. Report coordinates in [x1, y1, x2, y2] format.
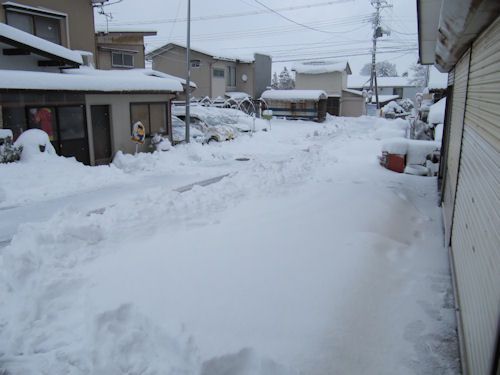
[92, 0, 122, 33]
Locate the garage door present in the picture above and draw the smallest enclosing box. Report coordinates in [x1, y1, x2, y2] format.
[451, 15, 500, 375]
[442, 50, 469, 244]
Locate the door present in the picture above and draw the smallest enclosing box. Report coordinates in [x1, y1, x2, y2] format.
[57, 106, 90, 165]
[91, 105, 112, 165]
[326, 97, 340, 115]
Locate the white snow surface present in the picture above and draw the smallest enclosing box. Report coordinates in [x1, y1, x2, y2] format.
[0, 67, 183, 92]
[382, 137, 441, 165]
[292, 60, 349, 74]
[0, 23, 82, 64]
[0, 117, 459, 375]
[428, 97, 447, 125]
[261, 89, 327, 101]
[13, 129, 57, 162]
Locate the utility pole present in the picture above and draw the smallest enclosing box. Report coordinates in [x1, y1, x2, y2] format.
[185, 0, 191, 143]
[370, 0, 392, 110]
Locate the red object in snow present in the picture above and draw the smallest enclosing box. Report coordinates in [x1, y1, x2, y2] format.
[380, 151, 406, 173]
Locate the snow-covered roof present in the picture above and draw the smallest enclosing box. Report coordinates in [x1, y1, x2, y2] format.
[225, 92, 251, 100]
[370, 95, 400, 104]
[343, 89, 364, 96]
[260, 90, 327, 101]
[0, 23, 82, 65]
[147, 42, 256, 64]
[348, 76, 415, 88]
[0, 67, 183, 93]
[428, 97, 446, 124]
[95, 28, 157, 35]
[292, 60, 351, 75]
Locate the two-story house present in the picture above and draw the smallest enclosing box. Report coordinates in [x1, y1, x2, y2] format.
[0, 1, 184, 165]
[293, 60, 365, 117]
[147, 43, 272, 100]
[348, 75, 420, 102]
[95, 29, 157, 70]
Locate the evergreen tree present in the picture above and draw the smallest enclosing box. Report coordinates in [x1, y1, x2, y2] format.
[271, 72, 279, 89]
[360, 61, 398, 77]
[278, 67, 295, 89]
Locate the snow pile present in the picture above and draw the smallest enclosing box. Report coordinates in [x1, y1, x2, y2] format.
[14, 129, 56, 162]
[428, 97, 446, 125]
[382, 101, 405, 115]
[373, 118, 409, 139]
[382, 137, 440, 165]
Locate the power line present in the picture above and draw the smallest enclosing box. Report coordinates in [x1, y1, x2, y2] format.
[96, 0, 353, 27]
[252, 0, 354, 34]
[273, 47, 417, 62]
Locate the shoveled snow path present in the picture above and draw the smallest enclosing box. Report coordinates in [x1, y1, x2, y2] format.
[0, 118, 460, 374]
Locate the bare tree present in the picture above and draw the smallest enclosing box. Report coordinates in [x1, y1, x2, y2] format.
[360, 61, 398, 77]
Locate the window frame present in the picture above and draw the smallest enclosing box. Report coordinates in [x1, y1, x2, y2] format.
[111, 52, 135, 68]
[129, 102, 170, 137]
[226, 66, 236, 87]
[5, 9, 63, 45]
[190, 59, 201, 68]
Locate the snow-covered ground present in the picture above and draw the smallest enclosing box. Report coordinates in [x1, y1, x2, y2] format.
[0, 116, 460, 374]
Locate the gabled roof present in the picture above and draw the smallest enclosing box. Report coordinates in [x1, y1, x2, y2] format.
[348, 76, 415, 89]
[292, 60, 351, 75]
[147, 42, 256, 63]
[0, 23, 82, 66]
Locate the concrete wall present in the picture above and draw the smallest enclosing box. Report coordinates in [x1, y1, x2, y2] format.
[84, 93, 175, 164]
[96, 33, 146, 70]
[252, 53, 271, 98]
[341, 91, 365, 117]
[295, 71, 344, 97]
[0, 0, 96, 55]
[235, 62, 255, 97]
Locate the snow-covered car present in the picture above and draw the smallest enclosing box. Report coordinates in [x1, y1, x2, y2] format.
[171, 115, 206, 144]
[173, 107, 235, 143]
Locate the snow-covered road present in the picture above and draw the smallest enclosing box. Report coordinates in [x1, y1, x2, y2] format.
[0, 117, 460, 374]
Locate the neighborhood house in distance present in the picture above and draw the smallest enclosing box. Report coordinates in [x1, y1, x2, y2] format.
[147, 42, 272, 101]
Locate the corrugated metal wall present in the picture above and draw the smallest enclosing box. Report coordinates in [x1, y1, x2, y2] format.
[443, 51, 470, 243]
[448, 15, 500, 375]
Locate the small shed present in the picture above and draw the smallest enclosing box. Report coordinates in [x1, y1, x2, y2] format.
[260, 90, 327, 122]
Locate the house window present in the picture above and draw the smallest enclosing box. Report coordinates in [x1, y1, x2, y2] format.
[190, 59, 201, 68]
[393, 87, 403, 98]
[227, 66, 236, 87]
[112, 52, 134, 68]
[213, 68, 225, 78]
[130, 103, 168, 136]
[6, 10, 62, 45]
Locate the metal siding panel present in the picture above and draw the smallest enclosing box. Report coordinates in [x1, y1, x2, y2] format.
[466, 16, 500, 153]
[452, 16, 500, 374]
[443, 50, 470, 242]
[452, 127, 500, 375]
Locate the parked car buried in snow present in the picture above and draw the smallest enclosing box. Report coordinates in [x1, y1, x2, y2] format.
[171, 115, 206, 144]
[173, 107, 236, 143]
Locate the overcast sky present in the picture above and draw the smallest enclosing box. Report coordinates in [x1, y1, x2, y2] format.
[94, 0, 424, 77]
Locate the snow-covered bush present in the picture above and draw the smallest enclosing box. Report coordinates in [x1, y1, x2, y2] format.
[14, 129, 56, 161]
[398, 98, 414, 113]
[382, 101, 405, 116]
[0, 129, 22, 163]
[150, 133, 172, 152]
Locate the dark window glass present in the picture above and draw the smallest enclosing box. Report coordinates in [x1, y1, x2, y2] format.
[190, 59, 201, 68]
[213, 68, 225, 78]
[58, 106, 85, 140]
[130, 104, 150, 134]
[34, 16, 61, 44]
[227, 66, 236, 87]
[6, 11, 33, 33]
[2, 107, 27, 140]
[112, 52, 134, 68]
[28, 107, 57, 141]
[123, 54, 133, 67]
[149, 104, 167, 134]
[112, 52, 123, 66]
